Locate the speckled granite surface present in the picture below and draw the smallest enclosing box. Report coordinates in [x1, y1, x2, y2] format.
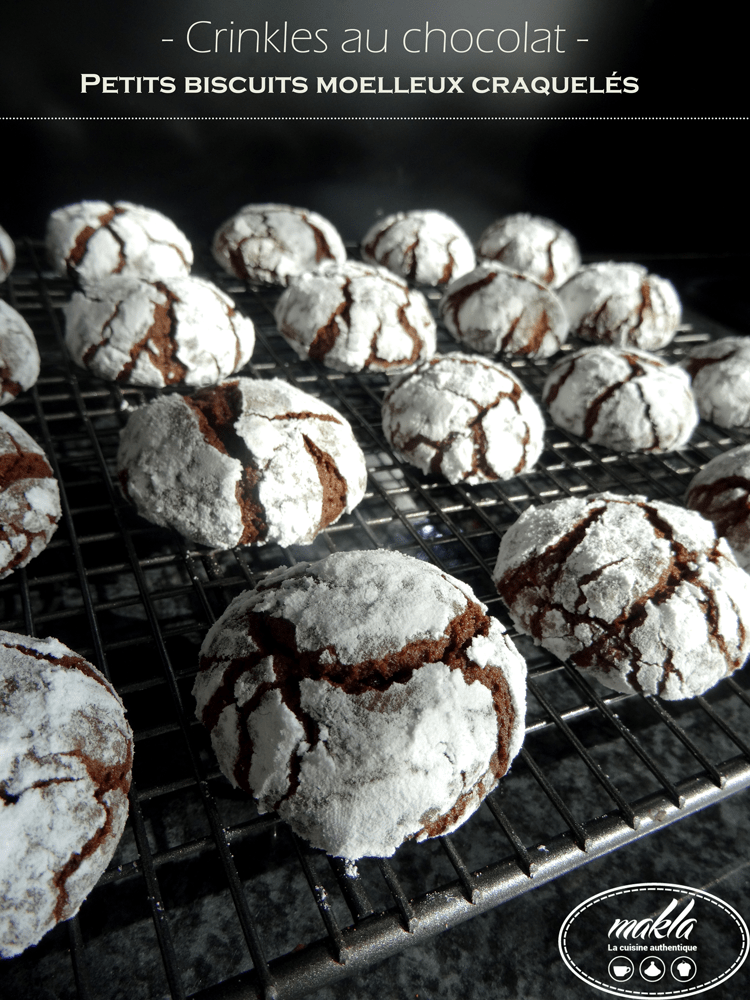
[312, 794, 750, 1000]
[2, 779, 748, 1000]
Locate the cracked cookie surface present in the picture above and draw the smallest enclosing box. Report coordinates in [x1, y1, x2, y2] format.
[557, 261, 681, 350]
[0, 299, 40, 404]
[382, 353, 545, 484]
[439, 262, 569, 359]
[0, 224, 15, 282]
[476, 213, 580, 289]
[63, 275, 255, 388]
[361, 209, 475, 286]
[0, 412, 61, 580]
[684, 337, 750, 428]
[274, 260, 436, 372]
[493, 492, 750, 699]
[0, 631, 133, 957]
[686, 443, 750, 572]
[193, 549, 527, 859]
[117, 377, 367, 549]
[46, 200, 193, 285]
[543, 346, 698, 453]
[212, 203, 346, 286]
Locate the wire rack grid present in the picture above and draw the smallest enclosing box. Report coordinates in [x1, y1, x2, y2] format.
[2, 241, 750, 1000]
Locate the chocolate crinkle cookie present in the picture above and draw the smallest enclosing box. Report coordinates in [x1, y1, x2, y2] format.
[118, 377, 367, 549]
[193, 549, 527, 859]
[683, 337, 750, 428]
[543, 346, 698, 453]
[361, 209, 475, 286]
[0, 224, 15, 282]
[63, 275, 255, 388]
[686, 444, 750, 572]
[476, 213, 580, 289]
[0, 412, 61, 579]
[493, 493, 750, 699]
[46, 200, 193, 285]
[557, 262, 681, 351]
[274, 260, 436, 373]
[0, 299, 40, 404]
[212, 203, 347, 286]
[382, 353, 544, 484]
[0, 631, 133, 957]
[439, 262, 569, 359]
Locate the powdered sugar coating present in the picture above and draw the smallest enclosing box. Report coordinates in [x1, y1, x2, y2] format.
[557, 262, 681, 350]
[361, 210, 476, 286]
[46, 200, 193, 285]
[274, 260, 436, 372]
[684, 337, 750, 428]
[63, 275, 255, 388]
[0, 631, 133, 957]
[0, 299, 40, 404]
[439, 262, 569, 359]
[0, 224, 15, 282]
[686, 444, 750, 572]
[493, 492, 750, 699]
[0, 412, 61, 579]
[212, 203, 347, 286]
[193, 550, 526, 859]
[543, 346, 698, 453]
[382, 353, 544, 484]
[476, 213, 580, 289]
[117, 377, 367, 549]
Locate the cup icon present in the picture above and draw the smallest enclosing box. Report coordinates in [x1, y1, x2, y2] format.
[608, 956, 634, 982]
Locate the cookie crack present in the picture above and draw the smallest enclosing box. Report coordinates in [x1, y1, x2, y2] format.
[631, 279, 653, 334]
[544, 355, 579, 406]
[362, 217, 400, 260]
[579, 298, 611, 340]
[183, 383, 268, 544]
[403, 237, 420, 281]
[0, 775, 81, 806]
[633, 379, 661, 452]
[624, 502, 741, 670]
[302, 434, 348, 530]
[543, 235, 558, 285]
[81, 301, 122, 369]
[688, 475, 750, 540]
[0, 641, 113, 692]
[685, 346, 739, 380]
[583, 353, 647, 439]
[51, 741, 132, 923]
[198, 595, 514, 813]
[0, 366, 21, 400]
[439, 241, 458, 284]
[300, 213, 336, 263]
[308, 277, 353, 361]
[142, 234, 190, 269]
[442, 270, 496, 335]
[65, 207, 118, 274]
[116, 283, 187, 385]
[496, 503, 609, 638]
[0, 442, 57, 573]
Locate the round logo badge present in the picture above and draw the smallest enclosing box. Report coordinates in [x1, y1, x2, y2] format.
[558, 883, 748, 997]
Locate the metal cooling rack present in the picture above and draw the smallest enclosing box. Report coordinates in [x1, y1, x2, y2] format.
[2, 241, 750, 1000]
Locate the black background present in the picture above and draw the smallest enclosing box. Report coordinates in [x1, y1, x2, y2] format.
[0, 0, 745, 256]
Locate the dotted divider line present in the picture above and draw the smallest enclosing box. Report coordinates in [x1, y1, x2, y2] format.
[1, 115, 748, 122]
